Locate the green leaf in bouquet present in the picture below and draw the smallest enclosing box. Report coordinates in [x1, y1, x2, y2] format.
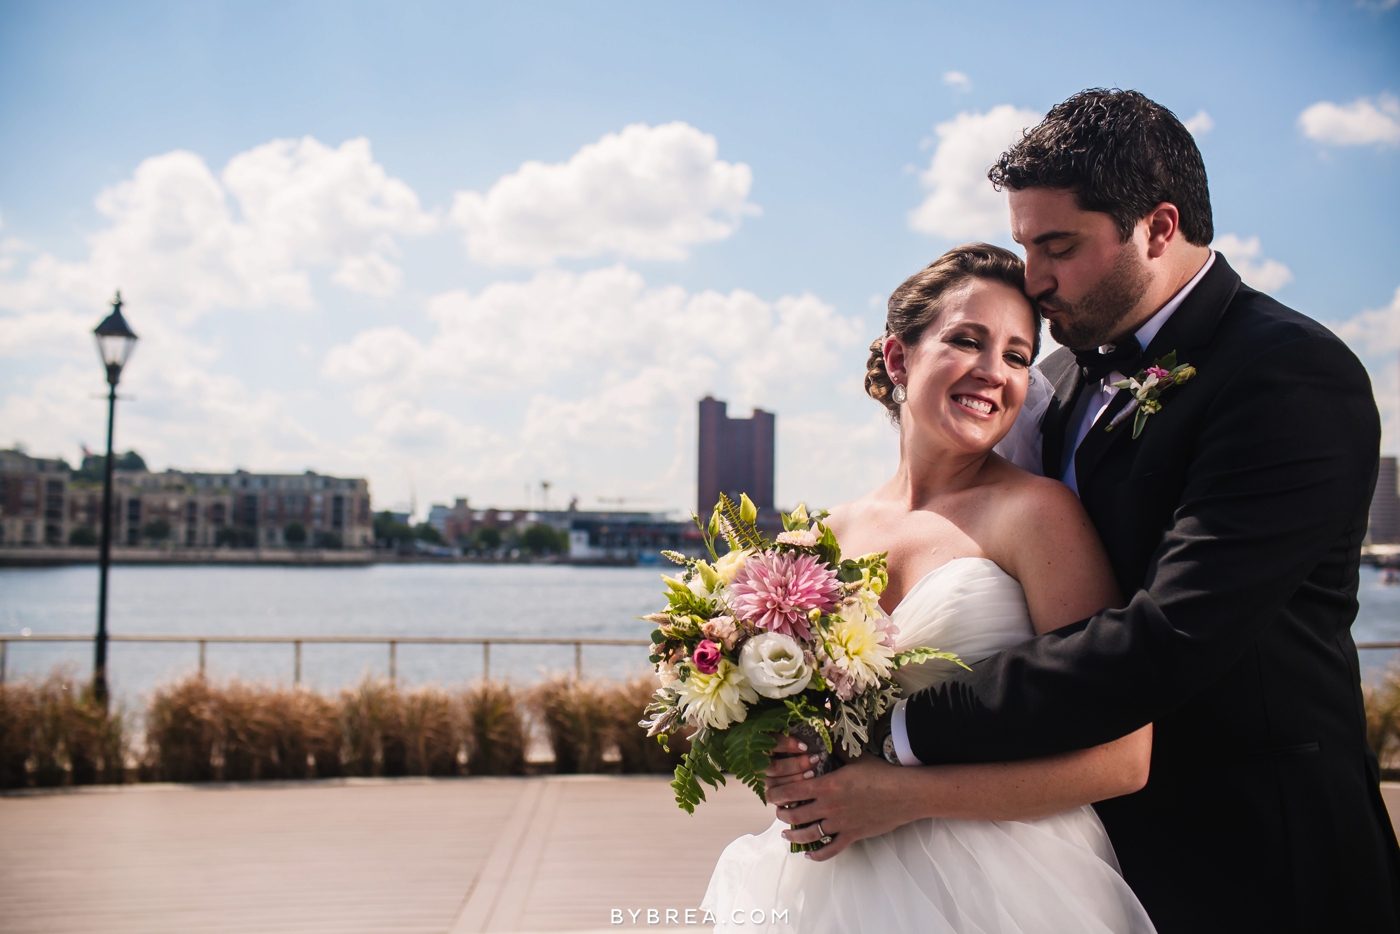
[672, 728, 728, 814]
[722, 705, 789, 803]
[813, 522, 842, 566]
[836, 559, 865, 584]
[891, 646, 969, 671]
[783, 696, 832, 753]
[716, 493, 767, 552]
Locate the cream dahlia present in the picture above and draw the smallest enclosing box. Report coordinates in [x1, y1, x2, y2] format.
[821, 598, 898, 697]
[675, 659, 758, 730]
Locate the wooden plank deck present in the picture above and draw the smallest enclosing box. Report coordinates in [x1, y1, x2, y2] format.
[0, 776, 773, 934]
[3, 778, 1398, 934]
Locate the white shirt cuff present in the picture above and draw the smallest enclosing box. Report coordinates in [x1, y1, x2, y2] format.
[890, 698, 923, 766]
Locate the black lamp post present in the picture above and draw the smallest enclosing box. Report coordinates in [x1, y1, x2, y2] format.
[93, 291, 138, 704]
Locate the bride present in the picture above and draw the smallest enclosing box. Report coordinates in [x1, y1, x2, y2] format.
[702, 243, 1157, 933]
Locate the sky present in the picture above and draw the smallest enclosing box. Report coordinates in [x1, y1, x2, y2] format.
[1, 0, 1397, 518]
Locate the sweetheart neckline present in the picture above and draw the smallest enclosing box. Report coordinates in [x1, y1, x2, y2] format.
[888, 556, 1017, 618]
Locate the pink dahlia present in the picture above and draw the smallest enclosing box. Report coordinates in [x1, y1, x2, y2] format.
[728, 551, 841, 640]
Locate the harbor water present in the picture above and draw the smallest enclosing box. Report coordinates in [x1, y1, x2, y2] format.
[2, 563, 1399, 707]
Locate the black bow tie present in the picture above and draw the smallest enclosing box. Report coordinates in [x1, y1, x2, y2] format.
[1074, 341, 1143, 384]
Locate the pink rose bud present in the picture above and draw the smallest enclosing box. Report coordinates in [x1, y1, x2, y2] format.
[1146, 366, 1170, 379]
[691, 639, 722, 675]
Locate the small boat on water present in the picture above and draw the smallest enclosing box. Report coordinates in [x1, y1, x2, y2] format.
[1382, 568, 1400, 586]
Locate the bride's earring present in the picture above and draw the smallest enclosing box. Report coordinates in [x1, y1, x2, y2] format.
[892, 383, 907, 405]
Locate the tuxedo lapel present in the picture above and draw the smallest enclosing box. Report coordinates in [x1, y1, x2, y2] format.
[1139, 254, 1242, 363]
[1073, 254, 1244, 493]
[1072, 388, 1135, 489]
[1037, 349, 1083, 479]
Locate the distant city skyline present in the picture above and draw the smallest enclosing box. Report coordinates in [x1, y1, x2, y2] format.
[1, 1, 1396, 513]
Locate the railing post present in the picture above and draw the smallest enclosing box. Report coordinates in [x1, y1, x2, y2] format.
[294, 640, 302, 686]
[575, 641, 582, 679]
[482, 641, 490, 682]
[198, 640, 206, 678]
[389, 640, 397, 686]
[1, 640, 6, 684]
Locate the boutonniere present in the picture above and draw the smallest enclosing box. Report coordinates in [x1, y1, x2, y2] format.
[1105, 351, 1197, 439]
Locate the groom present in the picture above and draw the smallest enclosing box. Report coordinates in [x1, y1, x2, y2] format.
[778, 89, 1400, 932]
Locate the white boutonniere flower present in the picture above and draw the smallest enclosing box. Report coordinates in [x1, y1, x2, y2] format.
[1107, 351, 1198, 439]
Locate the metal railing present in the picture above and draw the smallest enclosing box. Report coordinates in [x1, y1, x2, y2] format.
[0, 633, 650, 685]
[4, 634, 1398, 687]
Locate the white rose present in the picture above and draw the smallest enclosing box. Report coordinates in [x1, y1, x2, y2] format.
[739, 632, 814, 699]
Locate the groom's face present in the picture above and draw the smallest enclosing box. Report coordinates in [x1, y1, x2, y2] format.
[1009, 188, 1150, 350]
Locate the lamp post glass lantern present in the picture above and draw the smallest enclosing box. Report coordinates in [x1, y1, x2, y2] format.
[93, 291, 137, 704]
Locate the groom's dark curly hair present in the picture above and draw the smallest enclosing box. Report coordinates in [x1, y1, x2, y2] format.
[989, 89, 1213, 246]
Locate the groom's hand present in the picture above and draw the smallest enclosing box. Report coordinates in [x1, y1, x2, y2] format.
[769, 754, 912, 862]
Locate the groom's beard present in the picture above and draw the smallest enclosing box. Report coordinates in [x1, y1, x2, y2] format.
[1037, 245, 1151, 351]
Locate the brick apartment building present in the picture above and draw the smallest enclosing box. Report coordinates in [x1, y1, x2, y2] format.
[0, 449, 373, 549]
[0, 450, 70, 546]
[696, 396, 775, 518]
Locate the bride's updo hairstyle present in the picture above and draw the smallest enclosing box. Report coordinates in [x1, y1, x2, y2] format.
[865, 242, 1038, 421]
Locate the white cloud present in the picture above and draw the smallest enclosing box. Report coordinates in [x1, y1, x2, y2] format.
[1298, 94, 1400, 147]
[0, 129, 891, 512]
[1183, 110, 1214, 136]
[0, 136, 434, 339]
[942, 71, 972, 92]
[908, 105, 1041, 242]
[450, 122, 758, 266]
[322, 264, 875, 507]
[1211, 234, 1294, 292]
[1331, 285, 1400, 357]
[222, 136, 435, 297]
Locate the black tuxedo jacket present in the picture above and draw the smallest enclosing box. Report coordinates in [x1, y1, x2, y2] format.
[903, 255, 1400, 933]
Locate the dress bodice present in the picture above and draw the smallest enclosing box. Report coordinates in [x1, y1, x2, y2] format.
[890, 557, 1033, 694]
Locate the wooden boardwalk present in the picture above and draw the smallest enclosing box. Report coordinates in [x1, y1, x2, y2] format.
[3, 778, 1398, 933]
[0, 776, 772, 934]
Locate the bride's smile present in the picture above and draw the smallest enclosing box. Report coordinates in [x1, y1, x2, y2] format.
[882, 277, 1036, 465]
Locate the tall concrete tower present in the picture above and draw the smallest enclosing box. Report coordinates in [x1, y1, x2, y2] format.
[697, 396, 775, 518]
[1370, 456, 1400, 544]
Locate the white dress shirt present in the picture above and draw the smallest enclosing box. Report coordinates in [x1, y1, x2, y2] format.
[888, 251, 1215, 766]
[1062, 251, 1214, 493]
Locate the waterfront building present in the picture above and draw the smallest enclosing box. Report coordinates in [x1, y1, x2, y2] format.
[697, 396, 775, 517]
[0, 450, 71, 546]
[564, 510, 704, 563]
[1370, 456, 1400, 545]
[104, 469, 375, 549]
[445, 499, 476, 543]
[0, 449, 374, 550]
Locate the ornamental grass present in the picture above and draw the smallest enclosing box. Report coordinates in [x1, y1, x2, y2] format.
[607, 675, 690, 774]
[0, 668, 682, 786]
[461, 681, 527, 775]
[0, 672, 125, 788]
[532, 675, 615, 773]
[1365, 663, 1400, 780]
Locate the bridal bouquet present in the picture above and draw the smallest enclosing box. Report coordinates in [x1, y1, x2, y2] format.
[639, 493, 963, 821]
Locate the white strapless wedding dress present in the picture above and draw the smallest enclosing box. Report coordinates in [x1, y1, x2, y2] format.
[701, 557, 1155, 933]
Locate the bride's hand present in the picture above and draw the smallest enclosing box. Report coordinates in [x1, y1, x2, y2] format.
[771, 754, 913, 862]
[763, 735, 822, 794]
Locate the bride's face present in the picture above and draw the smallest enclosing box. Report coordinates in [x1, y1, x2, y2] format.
[884, 279, 1035, 457]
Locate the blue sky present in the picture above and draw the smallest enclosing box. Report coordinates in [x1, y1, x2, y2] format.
[2, 0, 1397, 515]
